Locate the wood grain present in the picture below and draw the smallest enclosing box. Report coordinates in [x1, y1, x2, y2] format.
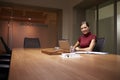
[9, 48, 120, 80]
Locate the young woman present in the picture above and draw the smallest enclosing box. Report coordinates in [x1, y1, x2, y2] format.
[73, 21, 96, 51]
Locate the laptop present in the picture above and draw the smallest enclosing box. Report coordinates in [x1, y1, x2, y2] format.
[58, 40, 70, 50]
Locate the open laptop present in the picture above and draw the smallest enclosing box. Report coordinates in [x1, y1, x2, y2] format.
[58, 40, 70, 50]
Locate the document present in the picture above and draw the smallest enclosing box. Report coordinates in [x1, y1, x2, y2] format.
[61, 53, 81, 58]
[75, 51, 108, 54]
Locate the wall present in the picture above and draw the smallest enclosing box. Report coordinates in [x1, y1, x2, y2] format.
[0, 6, 62, 48]
[0, 0, 82, 45]
[72, 8, 86, 45]
[86, 7, 97, 35]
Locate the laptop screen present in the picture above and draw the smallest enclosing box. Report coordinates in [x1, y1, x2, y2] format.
[58, 40, 70, 50]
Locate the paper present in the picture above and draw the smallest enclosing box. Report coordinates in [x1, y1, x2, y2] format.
[75, 51, 88, 54]
[88, 51, 108, 54]
[75, 51, 108, 54]
[61, 53, 81, 58]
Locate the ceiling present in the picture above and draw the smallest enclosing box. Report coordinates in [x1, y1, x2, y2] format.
[0, 0, 82, 9]
[75, 0, 110, 9]
[0, 0, 109, 9]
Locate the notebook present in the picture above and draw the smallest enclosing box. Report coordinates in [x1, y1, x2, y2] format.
[58, 40, 70, 50]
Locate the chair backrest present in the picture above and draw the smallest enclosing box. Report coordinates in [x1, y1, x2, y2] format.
[24, 37, 40, 48]
[93, 37, 105, 52]
[0, 36, 11, 54]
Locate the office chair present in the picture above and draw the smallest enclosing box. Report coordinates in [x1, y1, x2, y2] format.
[24, 37, 40, 48]
[93, 37, 105, 52]
[0, 36, 11, 59]
[0, 36, 11, 80]
[0, 64, 10, 80]
[0, 37, 12, 54]
[0, 59, 10, 64]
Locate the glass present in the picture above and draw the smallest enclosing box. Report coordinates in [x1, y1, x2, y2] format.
[98, 2, 115, 53]
[70, 46, 74, 53]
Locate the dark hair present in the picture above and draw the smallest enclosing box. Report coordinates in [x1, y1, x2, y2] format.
[80, 21, 89, 27]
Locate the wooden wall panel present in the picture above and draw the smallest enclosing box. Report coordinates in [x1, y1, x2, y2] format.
[12, 22, 49, 48]
[0, 5, 62, 49]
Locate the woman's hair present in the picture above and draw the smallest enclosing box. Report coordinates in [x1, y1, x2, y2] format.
[80, 21, 89, 27]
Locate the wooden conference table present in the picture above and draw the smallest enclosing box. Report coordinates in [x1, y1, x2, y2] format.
[8, 48, 120, 80]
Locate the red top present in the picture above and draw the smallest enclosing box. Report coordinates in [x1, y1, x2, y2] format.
[78, 32, 96, 48]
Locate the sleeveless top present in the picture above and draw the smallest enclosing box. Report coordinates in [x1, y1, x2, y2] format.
[78, 32, 96, 48]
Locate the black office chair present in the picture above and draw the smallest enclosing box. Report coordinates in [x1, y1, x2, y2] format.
[0, 59, 10, 64]
[24, 37, 40, 48]
[0, 58, 10, 80]
[0, 56, 10, 80]
[93, 37, 105, 52]
[0, 37, 12, 54]
[0, 36, 11, 80]
[0, 36, 11, 59]
[0, 64, 10, 80]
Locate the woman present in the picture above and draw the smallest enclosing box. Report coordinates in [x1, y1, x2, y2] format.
[73, 21, 96, 51]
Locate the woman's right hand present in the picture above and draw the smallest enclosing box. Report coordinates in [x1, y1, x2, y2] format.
[75, 47, 80, 51]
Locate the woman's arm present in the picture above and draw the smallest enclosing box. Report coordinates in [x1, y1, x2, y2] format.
[75, 39, 96, 51]
[73, 41, 79, 49]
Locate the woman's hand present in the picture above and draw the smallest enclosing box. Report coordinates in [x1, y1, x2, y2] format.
[75, 47, 80, 51]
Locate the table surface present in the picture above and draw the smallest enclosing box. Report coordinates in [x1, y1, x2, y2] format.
[8, 48, 120, 80]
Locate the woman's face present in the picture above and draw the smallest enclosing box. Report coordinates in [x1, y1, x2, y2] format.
[80, 24, 89, 34]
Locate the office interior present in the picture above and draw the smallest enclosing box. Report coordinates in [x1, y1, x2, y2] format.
[0, 0, 120, 54]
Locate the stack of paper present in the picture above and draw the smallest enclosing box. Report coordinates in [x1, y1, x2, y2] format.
[61, 53, 81, 58]
[75, 51, 108, 54]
